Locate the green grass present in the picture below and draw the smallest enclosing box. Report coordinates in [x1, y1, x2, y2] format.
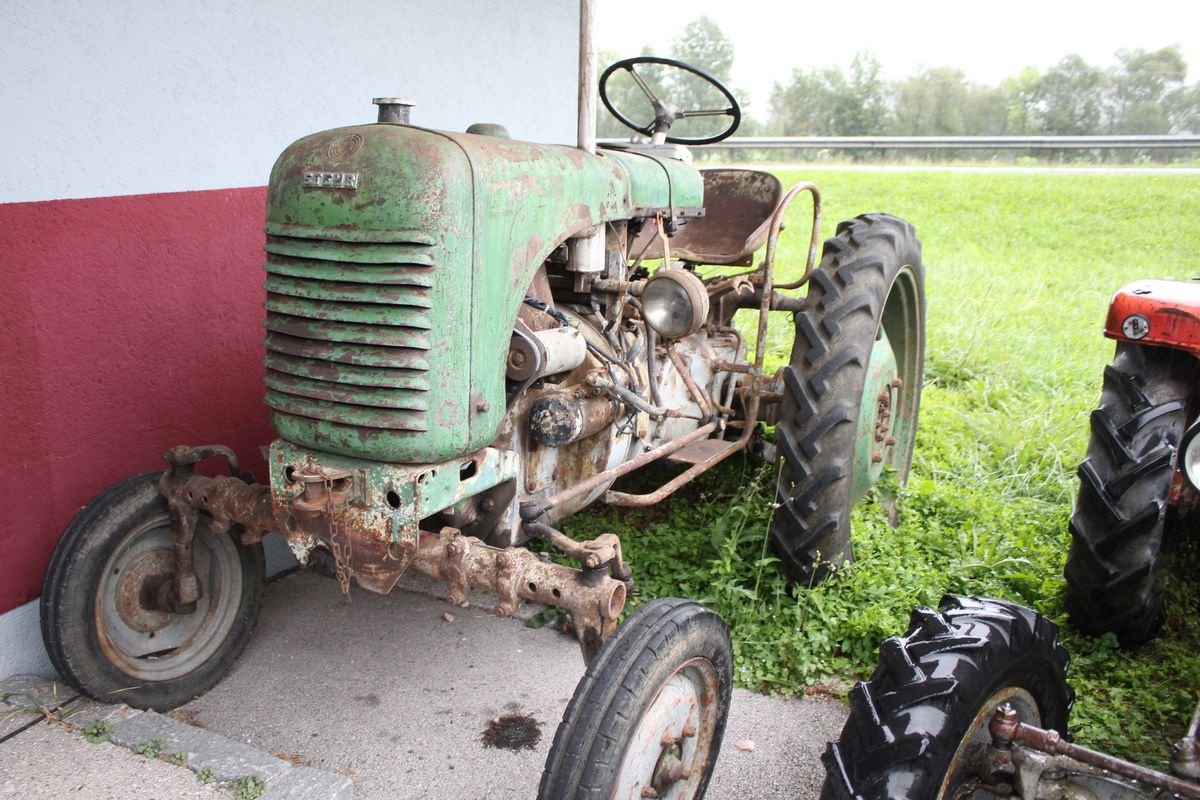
[563, 169, 1200, 766]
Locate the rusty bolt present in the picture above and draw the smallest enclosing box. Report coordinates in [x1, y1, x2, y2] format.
[885, 436, 896, 446]
[989, 704, 1019, 746]
[872, 453, 884, 464]
[878, 391, 890, 403]
[480, 498, 495, 512]
[682, 723, 697, 738]
[890, 378, 903, 388]
[476, 400, 490, 413]
[661, 731, 678, 747]
[641, 788, 659, 799]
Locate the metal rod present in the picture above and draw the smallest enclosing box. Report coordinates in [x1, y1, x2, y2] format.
[597, 134, 1200, 151]
[771, 182, 822, 291]
[576, 0, 596, 154]
[991, 707, 1200, 799]
[520, 421, 719, 520]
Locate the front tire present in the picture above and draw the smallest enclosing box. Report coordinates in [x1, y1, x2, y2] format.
[539, 598, 733, 800]
[41, 471, 264, 711]
[821, 596, 1073, 800]
[1065, 342, 1196, 646]
[772, 214, 925, 585]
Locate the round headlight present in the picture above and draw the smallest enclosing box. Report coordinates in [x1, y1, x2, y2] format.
[641, 269, 709, 339]
[1180, 417, 1200, 494]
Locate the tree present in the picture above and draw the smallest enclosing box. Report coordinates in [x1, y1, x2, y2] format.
[1002, 67, 1042, 135]
[1110, 46, 1188, 134]
[670, 16, 734, 85]
[891, 67, 970, 135]
[1167, 82, 1200, 134]
[668, 16, 741, 139]
[767, 53, 888, 136]
[1032, 54, 1106, 135]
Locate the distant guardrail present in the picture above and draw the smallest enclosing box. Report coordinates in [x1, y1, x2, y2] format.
[690, 135, 1200, 151]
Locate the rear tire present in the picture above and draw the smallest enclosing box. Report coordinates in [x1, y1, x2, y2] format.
[41, 471, 264, 710]
[539, 598, 732, 800]
[1065, 342, 1196, 646]
[772, 214, 925, 585]
[821, 596, 1073, 800]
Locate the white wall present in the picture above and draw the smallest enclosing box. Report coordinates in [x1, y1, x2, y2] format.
[0, 0, 579, 203]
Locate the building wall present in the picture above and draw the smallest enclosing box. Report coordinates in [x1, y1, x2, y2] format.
[0, 0, 579, 678]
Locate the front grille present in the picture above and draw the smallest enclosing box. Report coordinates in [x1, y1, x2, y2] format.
[262, 230, 436, 433]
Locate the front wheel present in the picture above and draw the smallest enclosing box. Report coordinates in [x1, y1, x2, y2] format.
[772, 213, 925, 585]
[821, 596, 1073, 800]
[41, 471, 264, 710]
[539, 598, 733, 800]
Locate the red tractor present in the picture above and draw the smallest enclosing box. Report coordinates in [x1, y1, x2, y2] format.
[1065, 279, 1200, 646]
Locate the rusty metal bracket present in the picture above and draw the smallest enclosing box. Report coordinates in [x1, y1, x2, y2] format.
[158, 445, 275, 610]
[409, 526, 627, 664]
[989, 704, 1200, 799]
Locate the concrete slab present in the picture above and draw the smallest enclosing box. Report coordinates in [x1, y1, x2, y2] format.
[182, 571, 848, 799]
[0, 722, 224, 799]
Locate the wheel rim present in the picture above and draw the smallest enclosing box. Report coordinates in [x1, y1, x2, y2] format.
[936, 687, 1041, 800]
[95, 512, 243, 681]
[614, 656, 721, 800]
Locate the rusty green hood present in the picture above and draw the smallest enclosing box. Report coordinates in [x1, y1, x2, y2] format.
[261, 122, 702, 463]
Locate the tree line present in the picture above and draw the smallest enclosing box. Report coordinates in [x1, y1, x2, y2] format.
[602, 17, 1200, 157]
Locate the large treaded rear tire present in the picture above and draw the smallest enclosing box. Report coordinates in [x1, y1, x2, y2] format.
[1064, 342, 1196, 646]
[539, 598, 732, 800]
[772, 214, 925, 585]
[821, 596, 1073, 800]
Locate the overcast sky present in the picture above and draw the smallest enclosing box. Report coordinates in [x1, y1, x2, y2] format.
[595, 0, 1200, 114]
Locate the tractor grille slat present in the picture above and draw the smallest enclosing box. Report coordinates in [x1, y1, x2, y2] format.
[264, 372, 428, 411]
[265, 391, 429, 431]
[265, 353, 430, 391]
[263, 233, 436, 434]
[264, 295, 432, 328]
[264, 313, 431, 349]
[264, 275, 433, 307]
[265, 255, 433, 287]
[265, 237, 435, 265]
[265, 332, 430, 370]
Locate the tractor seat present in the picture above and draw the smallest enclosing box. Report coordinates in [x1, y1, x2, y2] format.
[632, 168, 783, 266]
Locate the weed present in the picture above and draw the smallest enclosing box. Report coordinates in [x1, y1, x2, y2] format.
[81, 720, 112, 744]
[196, 765, 216, 785]
[133, 736, 165, 758]
[167, 751, 188, 767]
[234, 775, 265, 800]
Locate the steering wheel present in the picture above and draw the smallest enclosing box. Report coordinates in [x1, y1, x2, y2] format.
[599, 56, 741, 145]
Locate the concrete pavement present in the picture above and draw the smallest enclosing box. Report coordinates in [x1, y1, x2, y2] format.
[1, 571, 849, 798]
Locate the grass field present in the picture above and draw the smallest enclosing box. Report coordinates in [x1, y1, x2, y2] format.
[564, 169, 1200, 766]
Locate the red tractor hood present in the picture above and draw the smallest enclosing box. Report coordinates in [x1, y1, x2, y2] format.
[1106, 279, 1200, 355]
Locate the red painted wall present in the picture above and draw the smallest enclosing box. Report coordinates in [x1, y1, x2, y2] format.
[0, 188, 275, 613]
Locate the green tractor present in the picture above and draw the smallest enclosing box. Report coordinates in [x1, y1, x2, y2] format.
[40, 43, 925, 799]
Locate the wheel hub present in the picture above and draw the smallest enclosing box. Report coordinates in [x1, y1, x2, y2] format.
[852, 325, 901, 503]
[113, 548, 177, 633]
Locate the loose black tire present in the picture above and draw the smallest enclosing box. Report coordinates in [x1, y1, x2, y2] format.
[41, 471, 264, 711]
[539, 598, 733, 800]
[1064, 342, 1196, 646]
[821, 595, 1073, 800]
[772, 214, 925, 585]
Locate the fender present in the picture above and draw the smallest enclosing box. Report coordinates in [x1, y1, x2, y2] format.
[1105, 279, 1200, 357]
